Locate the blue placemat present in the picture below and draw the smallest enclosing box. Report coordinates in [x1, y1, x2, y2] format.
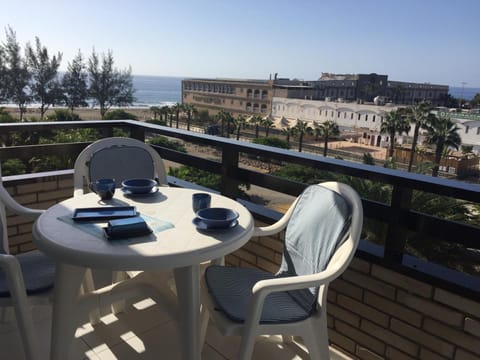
[58, 213, 175, 243]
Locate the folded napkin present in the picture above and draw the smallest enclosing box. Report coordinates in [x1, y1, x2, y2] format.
[104, 216, 152, 240]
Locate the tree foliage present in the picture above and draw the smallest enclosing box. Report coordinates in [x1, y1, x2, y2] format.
[2, 27, 30, 120]
[103, 109, 137, 120]
[62, 50, 88, 111]
[26, 37, 63, 119]
[149, 136, 186, 153]
[380, 110, 410, 158]
[315, 120, 340, 156]
[425, 114, 462, 177]
[88, 50, 135, 119]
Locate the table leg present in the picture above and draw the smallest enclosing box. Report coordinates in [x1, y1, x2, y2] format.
[174, 265, 200, 360]
[50, 263, 86, 360]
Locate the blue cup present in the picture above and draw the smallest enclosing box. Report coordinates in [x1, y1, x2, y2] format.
[89, 178, 116, 200]
[192, 193, 211, 213]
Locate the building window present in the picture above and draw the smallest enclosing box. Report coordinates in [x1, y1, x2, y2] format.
[253, 103, 259, 112]
[262, 90, 268, 99]
[465, 126, 469, 134]
[246, 103, 252, 111]
[247, 89, 252, 98]
[351, 113, 354, 119]
[372, 115, 376, 122]
[254, 89, 260, 98]
[358, 113, 361, 120]
[337, 112, 340, 118]
[261, 104, 267, 112]
[365, 115, 368, 121]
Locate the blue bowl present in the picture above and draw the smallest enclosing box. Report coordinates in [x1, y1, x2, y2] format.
[196, 207, 239, 228]
[121, 178, 157, 194]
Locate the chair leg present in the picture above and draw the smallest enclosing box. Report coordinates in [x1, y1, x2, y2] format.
[302, 319, 330, 360]
[238, 332, 257, 360]
[82, 269, 102, 325]
[13, 302, 39, 360]
[199, 305, 209, 350]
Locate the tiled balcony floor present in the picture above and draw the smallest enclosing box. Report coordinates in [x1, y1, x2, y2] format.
[0, 298, 352, 359]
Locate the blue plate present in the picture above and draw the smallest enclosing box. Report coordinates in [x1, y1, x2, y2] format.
[192, 217, 238, 230]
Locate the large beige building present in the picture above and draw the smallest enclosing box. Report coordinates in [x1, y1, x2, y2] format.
[182, 73, 450, 117]
[181, 78, 274, 117]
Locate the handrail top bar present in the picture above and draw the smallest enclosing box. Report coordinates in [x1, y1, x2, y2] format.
[1, 120, 479, 202]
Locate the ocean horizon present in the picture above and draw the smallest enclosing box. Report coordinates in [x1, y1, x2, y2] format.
[1, 75, 478, 109]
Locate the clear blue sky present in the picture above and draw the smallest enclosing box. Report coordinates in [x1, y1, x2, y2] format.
[1, 0, 479, 87]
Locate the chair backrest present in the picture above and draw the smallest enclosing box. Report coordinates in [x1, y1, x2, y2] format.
[73, 137, 168, 196]
[278, 182, 362, 311]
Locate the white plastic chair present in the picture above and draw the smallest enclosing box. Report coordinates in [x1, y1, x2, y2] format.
[201, 182, 363, 359]
[73, 136, 168, 197]
[0, 164, 55, 360]
[73, 137, 171, 318]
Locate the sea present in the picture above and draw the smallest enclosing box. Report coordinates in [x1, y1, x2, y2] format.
[132, 75, 182, 107]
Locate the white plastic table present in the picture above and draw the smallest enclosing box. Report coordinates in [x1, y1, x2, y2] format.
[33, 187, 254, 360]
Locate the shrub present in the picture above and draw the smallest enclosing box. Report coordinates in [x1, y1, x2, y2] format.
[103, 109, 137, 120]
[149, 136, 187, 152]
[46, 109, 81, 121]
[252, 136, 290, 149]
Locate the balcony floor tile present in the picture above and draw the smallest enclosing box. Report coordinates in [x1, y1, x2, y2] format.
[0, 299, 353, 359]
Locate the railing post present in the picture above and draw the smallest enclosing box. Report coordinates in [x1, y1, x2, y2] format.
[220, 144, 240, 199]
[384, 185, 413, 263]
[130, 126, 146, 142]
[100, 127, 114, 138]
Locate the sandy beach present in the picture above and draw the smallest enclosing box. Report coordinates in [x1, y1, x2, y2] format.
[2, 106, 155, 121]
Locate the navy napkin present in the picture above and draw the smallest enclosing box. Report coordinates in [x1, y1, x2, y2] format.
[104, 216, 152, 240]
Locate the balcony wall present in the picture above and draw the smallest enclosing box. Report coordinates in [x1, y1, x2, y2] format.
[1, 119, 480, 359]
[4, 171, 480, 360]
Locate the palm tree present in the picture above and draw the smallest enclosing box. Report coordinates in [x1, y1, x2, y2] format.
[216, 110, 234, 138]
[281, 126, 296, 145]
[294, 120, 313, 152]
[424, 114, 461, 177]
[249, 115, 263, 138]
[172, 103, 183, 129]
[160, 105, 170, 123]
[183, 104, 196, 131]
[380, 110, 410, 158]
[149, 106, 161, 120]
[261, 114, 275, 137]
[316, 120, 340, 157]
[235, 114, 247, 140]
[406, 100, 432, 172]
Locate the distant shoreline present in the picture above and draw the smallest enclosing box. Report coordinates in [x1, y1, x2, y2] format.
[2, 106, 155, 121]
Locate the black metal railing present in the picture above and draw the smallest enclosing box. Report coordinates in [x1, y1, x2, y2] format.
[1, 120, 479, 299]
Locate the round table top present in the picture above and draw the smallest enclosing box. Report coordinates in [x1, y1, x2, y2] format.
[33, 187, 254, 270]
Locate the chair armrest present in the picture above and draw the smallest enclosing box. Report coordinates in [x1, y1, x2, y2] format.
[252, 195, 300, 237]
[252, 268, 339, 296]
[239, 268, 339, 334]
[0, 186, 44, 219]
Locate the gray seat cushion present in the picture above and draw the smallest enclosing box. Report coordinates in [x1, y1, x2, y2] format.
[0, 250, 55, 297]
[205, 266, 313, 324]
[278, 185, 351, 311]
[205, 185, 352, 323]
